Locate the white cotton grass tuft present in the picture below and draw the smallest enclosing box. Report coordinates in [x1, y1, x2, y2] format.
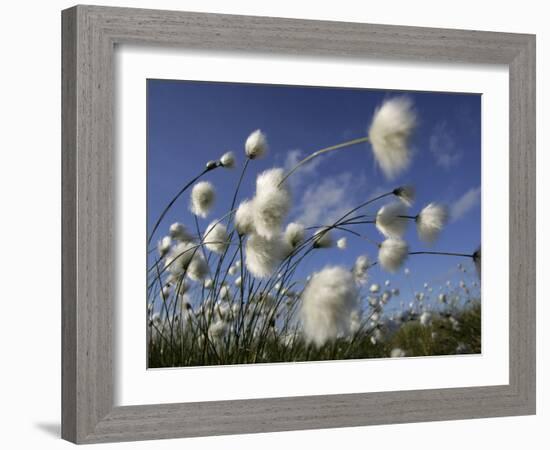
[245, 233, 285, 279]
[174, 279, 190, 296]
[187, 253, 209, 281]
[420, 311, 433, 327]
[252, 168, 291, 239]
[378, 237, 409, 273]
[369, 283, 380, 293]
[190, 181, 216, 218]
[393, 185, 416, 206]
[300, 266, 359, 347]
[390, 348, 406, 358]
[353, 254, 370, 285]
[313, 227, 333, 248]
[169, 222, 193, 242]
[283, 222, 305, 252]
[157, 236, 172, 257]
[376, 202, 409, 238]
[219, 151, 236, 168]
[234, 199, 256, 235]
[368, 97, 417, 180]
[245, 129, 268, 159]
[337, 237, 347, 250]
[204, 220, 229, 254]
[164, 241, 197, 275]
[416, 202, 449, 243]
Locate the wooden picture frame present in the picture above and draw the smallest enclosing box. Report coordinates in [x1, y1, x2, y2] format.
[62, 5, 536, 444]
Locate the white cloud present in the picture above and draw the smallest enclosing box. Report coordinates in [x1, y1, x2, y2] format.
[451, 186, 481, 222]
[293, 172, 367, 227]
[429, 121, 463, 169]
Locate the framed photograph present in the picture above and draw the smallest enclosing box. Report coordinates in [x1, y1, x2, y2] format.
[62, 5, 536, 444]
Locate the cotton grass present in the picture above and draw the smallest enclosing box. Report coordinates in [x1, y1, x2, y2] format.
[313, 227, 333, 248]
[245, 233, 285, 278]
[157, 236, 172, 257]
[219, 151, 236, 168]
[379, 238, 409, 273]
[376, 202, 409, 238]
[300, 266, 359, 347]
[234, 199, 256, 236]
[284, 222, 305, 251]
[353, 254, 370, 285]
[147, 96, 481, 368]
[368, 97, 416, 180]
[416, 203, 448, 243]
[245, 129, 268, 159]
[190, 181, 215, 218]
[204, 221, 229, 254]
[252, 168, 291, 239]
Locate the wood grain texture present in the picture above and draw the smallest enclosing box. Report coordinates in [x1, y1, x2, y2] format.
[61, 5, 536, 444]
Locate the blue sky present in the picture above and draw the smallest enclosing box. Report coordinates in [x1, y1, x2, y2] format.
[147, 79, 481, 312]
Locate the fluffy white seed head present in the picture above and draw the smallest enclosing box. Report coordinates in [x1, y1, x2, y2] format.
[157, 236, 172, 257]
[379, 238, 409, 273]
[204, 220, 229, 254]
[393, 185, 416, 206]
[208, 319, 227, 341]
[381, 290, 392, 303]
[300, 266, 360, 347]
[228, 265, 238, 276]
[219, 151, 236, 168]
[420, 311, 433, 327]
[284, 222, 305, 251]
[245, 233, 285, 279]
[234, 199, 256, 235]
[161, 285, 171, 299]
[245, 129, 268, 159]
[313, 227, 333, 248]
[164, 242, 197, 275]
[368, 97, 416, 180]
[376, 202, 409, 238]
[172, 277, 190, 296]
[252, 168, 291, 239]
[390, 348, 406, 358]
[337, 237, 347, 250]
[353, 254, 370, 285]
[369, 283, 380, 293]
[190, 181, 216, 218]
[234, 276, 242, 287]
[187, 253, 209, 281]
[416, 203, 449, 243]
[169, 222, 193, 242]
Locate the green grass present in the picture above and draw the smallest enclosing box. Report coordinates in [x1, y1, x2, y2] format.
[147, 301, 481, 368]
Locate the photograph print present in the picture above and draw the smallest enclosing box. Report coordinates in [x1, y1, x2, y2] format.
[146, 80, 482, 369]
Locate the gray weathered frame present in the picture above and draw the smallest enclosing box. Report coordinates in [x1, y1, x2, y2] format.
[61, 4, 536, 444]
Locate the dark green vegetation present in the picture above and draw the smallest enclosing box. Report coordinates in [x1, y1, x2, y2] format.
[148, 301, 481, 368]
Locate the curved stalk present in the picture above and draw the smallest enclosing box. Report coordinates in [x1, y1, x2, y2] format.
[148, 166, 213, 245]
[278, 136, 369, 186]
